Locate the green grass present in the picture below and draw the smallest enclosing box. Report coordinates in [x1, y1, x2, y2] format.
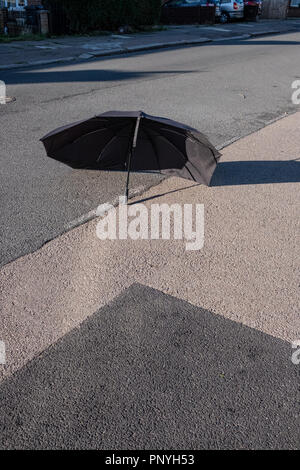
[0, 33, 48, 43]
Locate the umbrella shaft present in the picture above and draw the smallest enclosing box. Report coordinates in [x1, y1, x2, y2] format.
[124, 116, 141, 203]
[125, 149, 132, 202]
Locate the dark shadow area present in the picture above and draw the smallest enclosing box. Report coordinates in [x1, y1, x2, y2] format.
[1, 29, 299, 86]
[3, 68, 195, 86]
[0, 284, 298, 449]
[210, 160, 300, 186]
[210, 38, 300, 46]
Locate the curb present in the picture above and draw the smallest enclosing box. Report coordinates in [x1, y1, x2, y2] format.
[212, 34, 250, 41]
[92, 37, 212, 57]
[249, 29, 280, 37]
[0, 28, 293, 71]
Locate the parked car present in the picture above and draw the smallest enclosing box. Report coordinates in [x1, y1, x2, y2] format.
[244, 0, 262, 13]
[210, 0, 221, 20]
[161, 0, 217, 25]
[219, 0, 244, 23]
[244, 0, 261, 19]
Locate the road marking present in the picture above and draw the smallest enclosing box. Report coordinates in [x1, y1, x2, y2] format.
[238, 23, 255, 27]
[35, 45, 57, 50]
[0, 341, 5, 365]
[111, 34, 131, 39]
[81, 42, 122, 51]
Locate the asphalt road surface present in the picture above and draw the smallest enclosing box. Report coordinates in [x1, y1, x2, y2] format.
[1, 31, 300, 267]
[0, 284, 298, 450]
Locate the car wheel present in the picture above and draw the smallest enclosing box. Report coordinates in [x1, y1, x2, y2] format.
[220, 12, 229, 24]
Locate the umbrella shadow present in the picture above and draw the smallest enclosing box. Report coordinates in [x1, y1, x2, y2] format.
[129, 183, 199, 205]
[210, 160, 300, 186]
[129, 159, 299, 203]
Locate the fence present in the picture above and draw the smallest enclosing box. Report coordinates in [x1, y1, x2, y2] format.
[42, 0, 69, 35]
[287, 0, 300, 17]
[261, 0, 289, 18]
[161, 5, 215, 25]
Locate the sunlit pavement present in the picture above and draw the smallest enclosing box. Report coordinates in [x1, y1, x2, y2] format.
[0, 107, 299, 448]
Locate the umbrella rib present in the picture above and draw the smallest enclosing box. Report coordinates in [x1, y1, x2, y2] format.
[183, 162, 197, 182]
[151, 134, 197, 181]
[186, 133, 220, 165]
[145, 124, 185, 141]
[155, 133, 187, 163]
[143, 128, 161, 173]
[153, 126, 219, 170]
[72, 127, 108, 144]
[96, 134, 119, 163]
[95, 125, 132, 164]
[147, 124, 218, 163]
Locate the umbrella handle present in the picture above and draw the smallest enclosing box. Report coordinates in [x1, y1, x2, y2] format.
[124, 149, 132, 204]
[124, 116, 141, 204]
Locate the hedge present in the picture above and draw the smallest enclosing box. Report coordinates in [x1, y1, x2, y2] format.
[44, 0, 162, 33]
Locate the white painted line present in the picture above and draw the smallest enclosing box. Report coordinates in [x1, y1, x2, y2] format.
[82, 42, 122, 51]
[212, 34, 250, 42]
[35, 45, 57, 50]
[238, 23, 255, 27]
[204, 26, 232, 32]
[78, 53, 94, 59]
[111, 34, 131, 39]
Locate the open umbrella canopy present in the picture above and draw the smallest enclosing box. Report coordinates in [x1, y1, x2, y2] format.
[41, 110, 221, 188]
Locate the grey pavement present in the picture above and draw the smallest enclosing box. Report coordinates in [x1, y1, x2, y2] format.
[0, 284, 298, 450]
[1, 30, 300, 267]
[0, 13, 299, 451]
[1, 110, 299, 384]
[1, 19, 300, 70]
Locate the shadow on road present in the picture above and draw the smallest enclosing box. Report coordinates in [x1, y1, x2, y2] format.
[0, 284, 298, 449]
[210, 160, 300, 186]
[2, 30, 299, 86]
[3, 68, 196, 85]
[210, 38, 300, 46]
[128, 160, 299, 204]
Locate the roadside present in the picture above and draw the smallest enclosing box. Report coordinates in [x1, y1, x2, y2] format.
[1, 30, 300, 268]
[0, 111, 298, 449]
[1, 18, 300, 70]
[1, 111, 298, 381]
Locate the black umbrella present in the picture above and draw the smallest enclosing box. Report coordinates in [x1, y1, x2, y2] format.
[41, 111, 221, 203]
